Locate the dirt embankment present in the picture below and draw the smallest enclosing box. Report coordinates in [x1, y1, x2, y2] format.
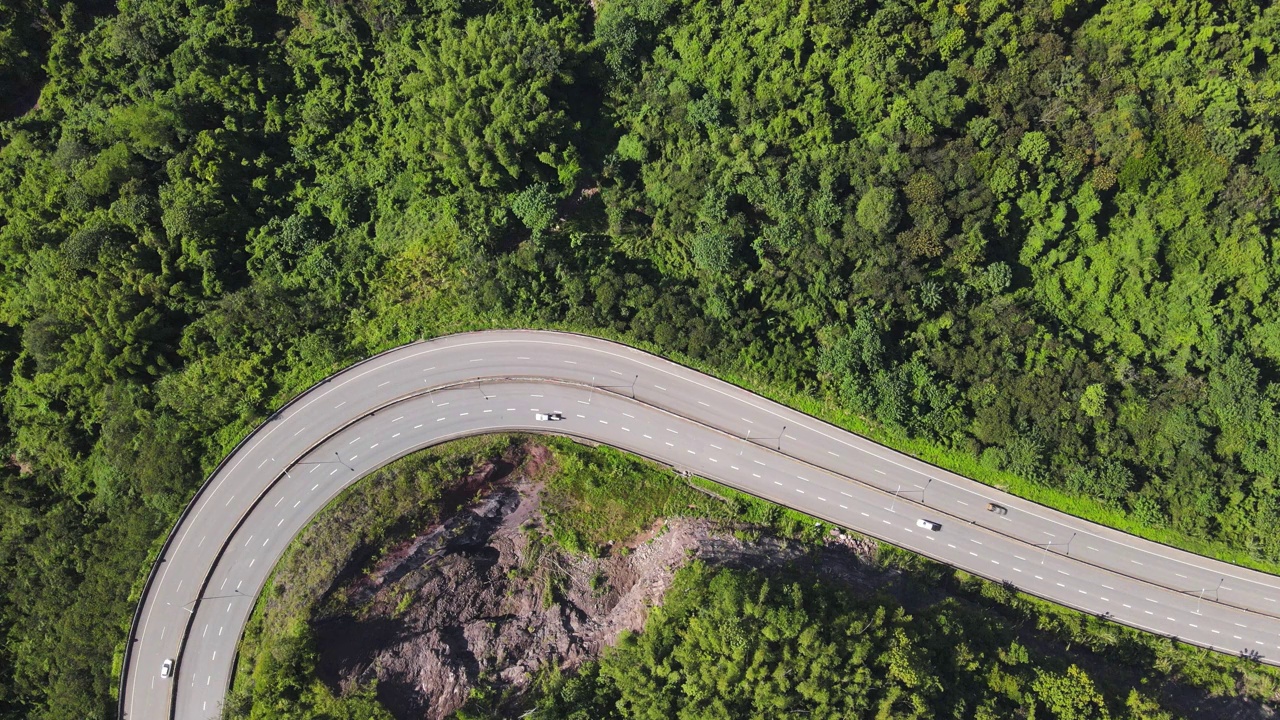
[308, 446, 1275, 720]
[312, 453, 880, 720]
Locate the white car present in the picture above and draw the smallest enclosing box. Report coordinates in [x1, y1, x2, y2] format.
[916, 519, 942, 531]
[534, 412, 563, 421]
[160, 659, 174, 678]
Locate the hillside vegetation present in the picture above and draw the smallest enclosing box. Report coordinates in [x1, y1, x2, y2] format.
[234, 438, 1279, 720]
[527, 563, 1173, 720]
[1, 0, 1279, 717]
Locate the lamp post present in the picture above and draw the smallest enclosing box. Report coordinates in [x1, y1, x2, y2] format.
[335, 451, 354, 471]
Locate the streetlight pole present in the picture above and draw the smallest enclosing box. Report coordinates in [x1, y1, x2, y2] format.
[335, 451, 353, 471]
[1197, 578, 1225, 613]
[890, 484, 902, 512]
[1065, 532, 1077, 556]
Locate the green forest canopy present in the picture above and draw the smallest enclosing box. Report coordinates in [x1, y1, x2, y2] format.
[526, 563, 1178, 720]
[1, 0, 1279, 717]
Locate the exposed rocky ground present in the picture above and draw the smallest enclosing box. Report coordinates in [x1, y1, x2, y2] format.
[311, 458, 882, 720]
[305, 447, 1276, 720]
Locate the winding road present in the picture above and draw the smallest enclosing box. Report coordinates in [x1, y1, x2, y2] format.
[120, 330, 1280, 719]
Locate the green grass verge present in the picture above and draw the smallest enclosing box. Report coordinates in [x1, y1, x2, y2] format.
[538, 436, 834, 554]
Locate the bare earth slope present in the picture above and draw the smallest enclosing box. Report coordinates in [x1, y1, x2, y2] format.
[312, 460, 883, 719]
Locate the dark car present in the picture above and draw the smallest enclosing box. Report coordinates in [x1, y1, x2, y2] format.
[986, 502, 1008, 515]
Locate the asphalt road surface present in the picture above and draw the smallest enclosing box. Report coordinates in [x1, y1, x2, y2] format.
[121, 330, 1280, 719]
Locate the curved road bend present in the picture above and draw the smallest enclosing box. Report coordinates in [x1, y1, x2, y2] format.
[122, 330, 1280, 719]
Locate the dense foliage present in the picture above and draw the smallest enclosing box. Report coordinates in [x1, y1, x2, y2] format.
[527, 563, 1178, 720]
[2, 0, 1280, 717]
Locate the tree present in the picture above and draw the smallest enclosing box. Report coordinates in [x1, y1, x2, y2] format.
[1032, 665, 1111, 720]
[1018, 131, 1051, 168]
[856, 186, 898, 234]
[510, 183, 558, 236]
